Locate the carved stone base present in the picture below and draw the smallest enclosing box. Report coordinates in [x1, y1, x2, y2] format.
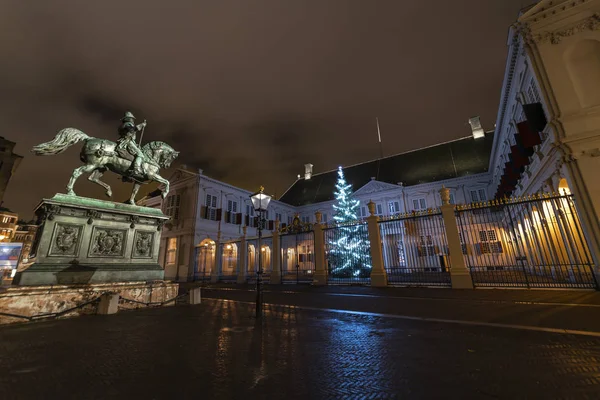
[14, 194, 169, 286]
[450, 270, 474, 289]
[312, 270, 327, 286]
[370, 271, 388, 287]
[13, 263, 164, 286]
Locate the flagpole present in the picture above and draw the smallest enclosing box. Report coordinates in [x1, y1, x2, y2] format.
[376, 117, 383, 180]
[376, 117, 384, 160]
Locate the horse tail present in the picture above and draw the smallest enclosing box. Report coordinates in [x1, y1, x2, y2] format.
[31, 128, 92, 156]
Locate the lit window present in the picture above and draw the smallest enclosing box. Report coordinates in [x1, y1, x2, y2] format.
[166, 238, 177, 264]
[478, 230, 502, 254]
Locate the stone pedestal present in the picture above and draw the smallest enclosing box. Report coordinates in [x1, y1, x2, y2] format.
[13, 194, 169, 286]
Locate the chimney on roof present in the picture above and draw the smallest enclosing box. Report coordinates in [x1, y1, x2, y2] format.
[468, 116, 485, 139]
[304, 164, 313, 180]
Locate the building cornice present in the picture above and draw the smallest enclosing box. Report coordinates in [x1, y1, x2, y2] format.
[489, 29, 522, 174]
[531, 12, 600, 44]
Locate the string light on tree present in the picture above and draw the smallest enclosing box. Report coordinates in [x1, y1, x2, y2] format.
[328, 166, 372, 278]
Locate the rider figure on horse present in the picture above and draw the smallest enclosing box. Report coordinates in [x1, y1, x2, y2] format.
[117, 111, 147, 176]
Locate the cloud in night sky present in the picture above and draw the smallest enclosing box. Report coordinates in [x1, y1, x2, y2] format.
[0, 0, 529, 217]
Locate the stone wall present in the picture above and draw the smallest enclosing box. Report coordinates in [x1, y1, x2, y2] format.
[0, 281, 179, 325]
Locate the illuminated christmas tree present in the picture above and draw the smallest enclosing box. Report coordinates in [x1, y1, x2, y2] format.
[327, 166, 372, 278]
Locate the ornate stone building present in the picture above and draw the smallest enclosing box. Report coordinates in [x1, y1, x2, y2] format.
[0, 136, 23, 206]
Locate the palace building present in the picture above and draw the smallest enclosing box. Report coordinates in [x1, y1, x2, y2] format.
[139, 1, 600, 286]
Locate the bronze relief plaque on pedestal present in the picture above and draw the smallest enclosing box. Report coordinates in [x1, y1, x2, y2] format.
[48, 223, 84, 257]
[88, 227, 127, 258]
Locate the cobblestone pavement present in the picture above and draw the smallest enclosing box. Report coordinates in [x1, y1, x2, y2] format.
[2, 298, 600, 399]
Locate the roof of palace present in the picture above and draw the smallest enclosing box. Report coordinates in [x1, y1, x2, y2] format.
[279, 132, 495, 206]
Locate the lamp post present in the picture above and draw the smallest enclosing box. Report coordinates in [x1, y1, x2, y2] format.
[250, 186, 272, 319]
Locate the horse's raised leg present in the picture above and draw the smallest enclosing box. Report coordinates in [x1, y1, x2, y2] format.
[129, 183, 141, 205]
[147, 172, 171, 199]
[88, 170, 113, 198]
[66, 164, 96, 196]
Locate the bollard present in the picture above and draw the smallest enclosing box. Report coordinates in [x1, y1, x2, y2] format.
[188, 287, 202, 305]
[97, 293, 120, 315]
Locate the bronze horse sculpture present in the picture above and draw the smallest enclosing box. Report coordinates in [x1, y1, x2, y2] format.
[32, 128, 179, 204]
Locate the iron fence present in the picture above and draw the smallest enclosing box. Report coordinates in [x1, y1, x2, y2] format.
[324, 221, 372, 285]
[378, 211, 451, 287]
[280, 231, 315, 284]
[455, 194, 598, 289]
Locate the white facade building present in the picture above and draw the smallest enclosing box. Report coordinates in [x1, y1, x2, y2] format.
[139, 1, 600, 282]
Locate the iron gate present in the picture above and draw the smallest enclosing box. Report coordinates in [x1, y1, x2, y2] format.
[378, 211, 451, 287]
[280, 231, 316, 283]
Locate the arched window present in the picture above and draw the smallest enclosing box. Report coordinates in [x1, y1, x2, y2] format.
[565, 39, 600, 107]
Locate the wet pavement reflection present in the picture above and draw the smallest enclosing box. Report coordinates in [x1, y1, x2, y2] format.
[1, 299, 600, 399]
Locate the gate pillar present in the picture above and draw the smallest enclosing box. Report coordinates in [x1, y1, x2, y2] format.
[313, 211, 327, 286]
[439, 187, 473, 289]
[367, 201, 388, 287]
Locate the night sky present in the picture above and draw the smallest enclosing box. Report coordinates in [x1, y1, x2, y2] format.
[1, 0, 529, 219]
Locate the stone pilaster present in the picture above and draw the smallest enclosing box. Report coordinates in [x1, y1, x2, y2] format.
[367, 200, 387, 287]
[211, 231, 221, 283]
[270, 220, 282, 284]
[237, 226, 248, 284]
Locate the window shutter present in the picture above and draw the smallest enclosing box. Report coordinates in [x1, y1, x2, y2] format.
[216, 209, 222, 221]
[200, 205, 207, 219]
[236, 213, 242, 225]
[245, 215, 249, 226]
[268, 220, 274, 230]
[253, 216, 258, 227]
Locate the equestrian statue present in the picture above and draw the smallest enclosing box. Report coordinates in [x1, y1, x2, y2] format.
[32, 111, 179, 205]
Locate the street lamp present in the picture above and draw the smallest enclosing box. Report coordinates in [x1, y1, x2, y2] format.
[250, 186, 272, 319]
